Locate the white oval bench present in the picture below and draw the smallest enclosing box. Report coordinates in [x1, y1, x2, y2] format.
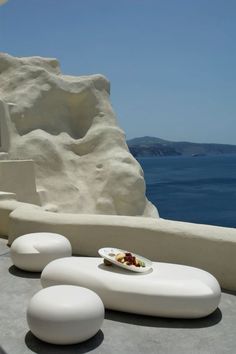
[11, 232, 72, 271]
[27, 285, 104, 344]
[41, 257, 221, 318]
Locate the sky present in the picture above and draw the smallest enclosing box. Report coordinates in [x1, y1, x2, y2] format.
[0, 0, 235, 144]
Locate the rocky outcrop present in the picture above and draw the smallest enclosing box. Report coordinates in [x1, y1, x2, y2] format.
[0, 53, 158, 217]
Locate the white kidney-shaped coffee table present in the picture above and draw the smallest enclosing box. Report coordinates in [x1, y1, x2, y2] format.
[41, 257, 221, 318]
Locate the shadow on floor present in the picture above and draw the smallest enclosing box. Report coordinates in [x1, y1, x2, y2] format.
[8, 265, 41, 279]
[0, 237, 10, 256]
[105, 307, 222, 329]
[222, 289, 236, 296]
[0, 346, 7, 354]
[0, 235, 8, 240]
[25, 330, 104, 354]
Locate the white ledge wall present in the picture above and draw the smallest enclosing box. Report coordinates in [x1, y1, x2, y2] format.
[0, 193, 37, 236]
[5, 203, 236, 291]
[0, 160, 40, 205]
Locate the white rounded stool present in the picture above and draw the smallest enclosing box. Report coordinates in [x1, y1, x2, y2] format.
[10, 232, 72, 272]
[27, 285, 104, 345]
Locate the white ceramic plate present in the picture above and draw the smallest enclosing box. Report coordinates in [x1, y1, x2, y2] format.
[98, 247, 152, 273]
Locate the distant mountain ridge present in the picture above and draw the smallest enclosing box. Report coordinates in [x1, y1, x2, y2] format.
[127, 136, 236, 157]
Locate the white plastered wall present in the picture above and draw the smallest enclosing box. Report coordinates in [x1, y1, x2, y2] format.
[0, 100, 10, 159]
[0, 160, 40, 205]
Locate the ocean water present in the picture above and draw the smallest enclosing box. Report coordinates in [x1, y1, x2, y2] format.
[138, 154, 236, 228]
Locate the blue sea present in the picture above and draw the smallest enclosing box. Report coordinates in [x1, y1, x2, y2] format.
[138, 154, 236, 228]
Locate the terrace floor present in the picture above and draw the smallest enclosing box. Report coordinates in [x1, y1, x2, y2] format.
[0, 237, 236, 354]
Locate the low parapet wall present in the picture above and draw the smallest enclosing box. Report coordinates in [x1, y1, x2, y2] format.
[5, 203, 236, 291]
[0, 193, 37, 236]
[0, 160, 40, 205]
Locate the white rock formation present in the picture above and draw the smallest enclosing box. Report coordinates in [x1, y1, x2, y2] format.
[0, 53, 158, 217]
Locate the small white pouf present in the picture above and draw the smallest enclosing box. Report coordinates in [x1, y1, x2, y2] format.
[10, 232, 72, 272]
[27, 285, 104, 345]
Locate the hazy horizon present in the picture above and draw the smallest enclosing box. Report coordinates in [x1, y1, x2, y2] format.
[127, 135, 236, 146]
[0, 0, 235, 145]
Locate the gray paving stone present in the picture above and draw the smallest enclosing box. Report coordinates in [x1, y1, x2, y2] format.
[0, 238, 9, 256]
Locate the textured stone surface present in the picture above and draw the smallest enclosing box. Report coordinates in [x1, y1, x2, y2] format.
[0, 53, 158, 217]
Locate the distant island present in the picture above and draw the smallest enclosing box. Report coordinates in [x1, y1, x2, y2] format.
[127, 136, 236, 157]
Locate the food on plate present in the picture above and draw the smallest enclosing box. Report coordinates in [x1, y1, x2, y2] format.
[115, 252, 145, 267]
[115, 252, 126, 262]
